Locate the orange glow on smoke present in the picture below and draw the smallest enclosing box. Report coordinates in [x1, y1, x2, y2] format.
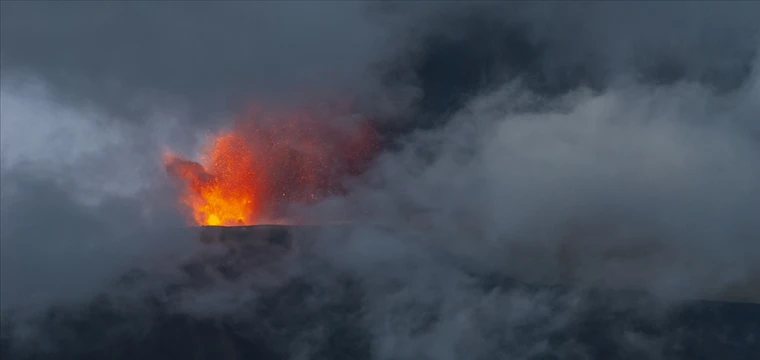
[163, 104, 379, 226]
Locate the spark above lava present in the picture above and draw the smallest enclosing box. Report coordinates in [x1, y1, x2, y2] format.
[164, 105, 379, 226]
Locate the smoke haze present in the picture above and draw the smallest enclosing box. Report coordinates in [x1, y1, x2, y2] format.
[2, 1, 760, 358]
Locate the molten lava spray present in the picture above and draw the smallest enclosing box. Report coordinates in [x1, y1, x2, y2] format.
[164, 105, 379, 226]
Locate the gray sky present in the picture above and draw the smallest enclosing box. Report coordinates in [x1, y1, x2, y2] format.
[3, 2, 758, 123]
[0, 2, 416, 125]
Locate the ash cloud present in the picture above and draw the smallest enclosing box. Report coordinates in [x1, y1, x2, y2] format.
[2, 2, 760, 359]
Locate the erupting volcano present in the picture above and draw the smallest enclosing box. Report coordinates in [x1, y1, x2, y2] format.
[163, 104, 379, 226]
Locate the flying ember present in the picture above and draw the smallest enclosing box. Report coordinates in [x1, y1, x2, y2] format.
[164, 105, 379, 226]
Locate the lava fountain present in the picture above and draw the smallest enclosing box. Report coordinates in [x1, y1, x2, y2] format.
[163, 104, 379, 226]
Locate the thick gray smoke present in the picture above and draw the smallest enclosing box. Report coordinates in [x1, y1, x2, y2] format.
[0, 82, 194, 312]
[351, 73, 760, 298]
[2, 2, 760, 359]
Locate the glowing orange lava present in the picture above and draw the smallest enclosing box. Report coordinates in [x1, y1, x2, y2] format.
[164, 104, 379, 226]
